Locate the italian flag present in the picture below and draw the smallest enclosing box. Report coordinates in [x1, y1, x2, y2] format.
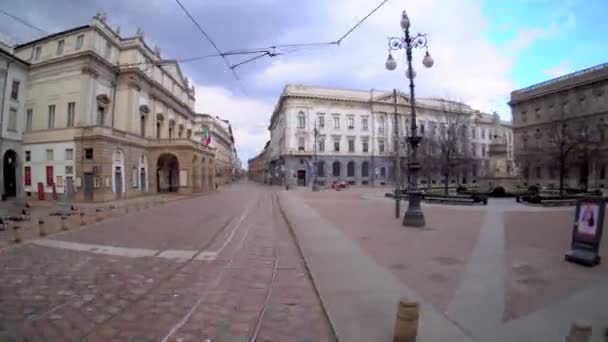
[202, 127, 211, 145]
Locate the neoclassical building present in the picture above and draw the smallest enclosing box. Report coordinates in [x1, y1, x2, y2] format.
[194, 113, 238, 187]
[510, 62, 608, 190]
[0, 44, 29, 200]
[248, 141, 270, 184]
[267, 84, 513, 187]
[11, 12, 215, 201]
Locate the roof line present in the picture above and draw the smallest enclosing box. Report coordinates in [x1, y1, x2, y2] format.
[14, 25, 90, 49]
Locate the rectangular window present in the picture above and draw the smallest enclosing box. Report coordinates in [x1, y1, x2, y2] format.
[24, 166, 31, 186]
[46, 166, 54, 186]
[67, 102, 75, 127]
[75, 34, 84, 50]
[420, 123, 425, 135]
[333, 117, 340, 129]
[65, 165, 73, 175]
[362, 140, 369, 153]
[348, 138, 355, 152]
[379, 140, 385, 153]
[97, 106, 105, 125]
[600, 165, 606, 180]
[318, 139, 325, 152]
[7, 108, 17, 132]
[481, 128, 486, 139]
[34, 46, 42, 61]
[362, 118, 368, 131]
[46, 149, 54, 161]
[318, 116, 325, 128]
[65, 148, 73, 161]
[378, 118, 385, 132]
[333, 139, 340, 152]
[56, 39, 64, 55]
[48, 105, 55, 129]
[298, 113, 305, 129]
[105, 41, 112, 59]
[25, 151, 31, 162]
[481, 144, 486, 157]
[298, 137, 305, 151]
[85, 148, 94, 160]
[471, 126, 476, 138]
[10, 80, 19, 100]
[26, 109, 33, 132]
[347, 117, 354, 129]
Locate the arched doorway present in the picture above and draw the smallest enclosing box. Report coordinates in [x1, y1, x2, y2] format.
[332, 161, 341, 178]
[112, 150, 125, 199]
[139, 154, 148, 192]
[361, 161, 369, 177]
[347, 161, 355, 177]
[3, 150, 17, 198]
[192, 156, 199, 191]
[157, 153, 179, 193]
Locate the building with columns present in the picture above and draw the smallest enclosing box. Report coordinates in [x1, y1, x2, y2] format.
[194, 113, 239, 187]
[510, 62, 608, 190]
[9, 12, 215, 201]
[267, 84, 513, 188]
[0, 44, 29, 200]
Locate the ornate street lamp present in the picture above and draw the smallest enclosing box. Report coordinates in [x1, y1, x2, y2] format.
[385, 10, 434, 227]
[312, 121, 319, 191]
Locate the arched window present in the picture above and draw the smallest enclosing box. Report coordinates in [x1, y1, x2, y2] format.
[361, 161, 369, 177]
[347, 161, 355, 177]
[298, 111, 306, 129]
[332, 161, 341, 177]
[317, 161, 325, 177]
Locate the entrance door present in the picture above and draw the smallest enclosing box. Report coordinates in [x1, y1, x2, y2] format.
[140, 168, 146, 191]
[83, 173, 94, 201]
[297, 170, 306, 186]
[115, 167, 123, 199]
[579, 162, 589, 190]
[3, 150, 17, 198]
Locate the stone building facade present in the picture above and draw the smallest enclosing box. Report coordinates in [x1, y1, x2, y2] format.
[248, 141, 270, 184]
[267, 84, 513, 188]
[11, 12, 215, 201]
[509, 62, 608, 190]
[0, 45, 29, 200]
[194, 114, 238, 187]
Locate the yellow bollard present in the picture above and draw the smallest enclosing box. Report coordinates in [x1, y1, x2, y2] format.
[393, 299, 419, 342]
[13, 224, 22, 243]
[61, 216, 68, 231]
[38, 218, 47, 237]
[566, 322, 592, 342]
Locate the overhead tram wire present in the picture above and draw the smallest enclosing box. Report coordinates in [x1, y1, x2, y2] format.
[0, 9, 47, 35]
[173, 0, 242, 85]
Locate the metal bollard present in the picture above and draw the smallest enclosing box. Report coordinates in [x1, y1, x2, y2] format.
[13, 224, 22, 243]
[393, 299, 419, 342]
[95, 208, 103, 222]
[80, 212, 86, 226]
[61, 216, 68, 231]
[566, 322, 592, 342]
[38, 218, 46, 237]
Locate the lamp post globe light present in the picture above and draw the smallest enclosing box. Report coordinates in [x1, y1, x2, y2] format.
[385, 10, 434, 228]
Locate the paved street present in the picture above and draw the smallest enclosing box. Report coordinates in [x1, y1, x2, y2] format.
[0, 182, 335, 342]
[290, 187, 608, 341]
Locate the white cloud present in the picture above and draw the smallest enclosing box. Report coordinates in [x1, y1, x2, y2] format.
[194, 84, 274, 161]
[543, 62, 572, 78]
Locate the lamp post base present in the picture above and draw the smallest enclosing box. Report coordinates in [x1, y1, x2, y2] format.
[402, 192, 425, 227]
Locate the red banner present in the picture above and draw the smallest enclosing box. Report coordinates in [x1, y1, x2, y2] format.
[46, 166, 54, 186]
[37, 182, 45, 200]
[24, 166, 31, 186]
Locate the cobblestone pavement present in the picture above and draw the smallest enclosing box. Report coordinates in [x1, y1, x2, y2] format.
[0, 182, 335, 341]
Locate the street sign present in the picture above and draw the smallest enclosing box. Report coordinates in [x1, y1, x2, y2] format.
[565, 198, 605, 267]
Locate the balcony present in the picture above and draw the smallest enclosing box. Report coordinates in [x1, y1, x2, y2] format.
[148, 138, 214, 153]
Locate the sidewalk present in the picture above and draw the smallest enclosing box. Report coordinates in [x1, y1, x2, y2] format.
[277, 190, 467, 342]
[0, 191, 210, 250]
[278, 189, 608, 341]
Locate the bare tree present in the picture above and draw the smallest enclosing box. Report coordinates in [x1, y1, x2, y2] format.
[428, 100, 472, 195]
[544, 112, 600, 195]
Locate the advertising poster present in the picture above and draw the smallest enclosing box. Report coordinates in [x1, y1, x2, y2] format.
[577, 202, 599, 237]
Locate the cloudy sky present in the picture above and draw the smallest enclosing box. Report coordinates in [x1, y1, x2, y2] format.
[1, 0, 607, 164]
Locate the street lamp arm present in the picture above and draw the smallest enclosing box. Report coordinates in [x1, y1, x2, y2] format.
[387, 33, 429, 51]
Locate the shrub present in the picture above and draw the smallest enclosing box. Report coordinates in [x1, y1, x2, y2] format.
[456, 185, 467, 193]
[528, 185, 539, 194]
[490, 186, 506, 197]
